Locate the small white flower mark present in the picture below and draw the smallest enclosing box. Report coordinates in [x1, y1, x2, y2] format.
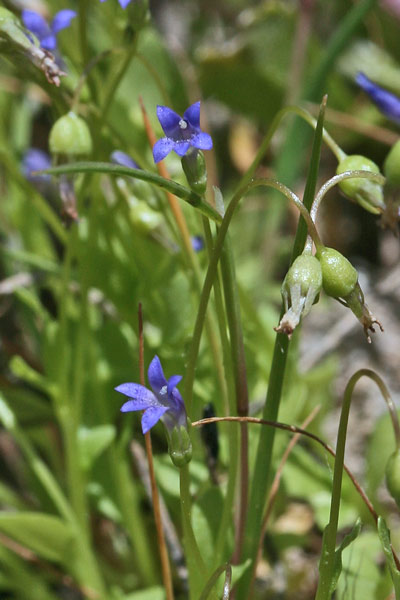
[179, 119, 188, 130]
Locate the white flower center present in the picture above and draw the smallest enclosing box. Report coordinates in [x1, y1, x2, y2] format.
[160, 385, 167, 396]
[179, 119, 188, 130]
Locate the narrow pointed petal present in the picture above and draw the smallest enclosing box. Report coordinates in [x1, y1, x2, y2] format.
[110, 150, 138, 169]
[356, 72, 400, 123]
[22, 10, 51, 40]
[120, 399, 154, 412]
[148, 355, 167, 394]
[141, 406, 169, 434]
[115, 382, 157, 405]
[191, 132, 213, 150]
[51, 10, 77, 34]
[173, 142, 190, 157]
[157, 105, 182, 137]
[119, 0, 132, 7]
[183, 101, 201, 129]
[153, 137, 175, 163]
[167, 375, 182, 397]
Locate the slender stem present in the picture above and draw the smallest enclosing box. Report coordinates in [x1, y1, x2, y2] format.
[179, 465, 209, 600]
[201, 218, 239, 566]
[316, 369, 394, 599]
[191, 416, 377, 521]
[100, 36, 139, 122]
[78, 0, 89, 68]
[138, 305, 174, 600]
[310, 170, 386, 222]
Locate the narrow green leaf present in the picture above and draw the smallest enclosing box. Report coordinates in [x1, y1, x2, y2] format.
[0, 512, 75, 563]
[378, 516, 400, 598]
[78, 425, 116, 471]
[330, 518, 362, 595]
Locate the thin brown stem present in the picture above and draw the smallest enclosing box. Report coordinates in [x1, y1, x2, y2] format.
[138, 304, 174, 600]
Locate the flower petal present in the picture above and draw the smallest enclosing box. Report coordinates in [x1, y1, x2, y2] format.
[167, 375, 182, 397]
[51, 10, 77, 34]
[119, 0, 132, 7]
[141, 406, 169, 434]
[40, 35, 57, 51]
[183, 101, 201, 129]
[22, 148, 51, 179]
[110, 150, 138, 169]
[157, 105, 182, 137]
[22, 10, 51, 41]
[115, 382, 157, 406]
[120, 399, 153, 412]
[191, 132, 213, 150]
[173, 142, 190, 157]
[147, 355, 167, 395]
[153, 137, 175, 163]
[356, 72, 400, 124]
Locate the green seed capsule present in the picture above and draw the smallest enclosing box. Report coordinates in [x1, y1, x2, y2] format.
[168, 425, 192, 468]
[336, 154, 384, 214]
[49, 112, 92, 156]
[317, 247, 358, 299]
[386, 449, 400, 509]
[384, 140, 400, 186]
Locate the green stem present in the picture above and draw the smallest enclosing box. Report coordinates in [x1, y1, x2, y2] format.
[316, 369, 388, 599]
[100, 36, 139, 122]
[179, 465, 209, 600]
[42, 162, 222, 224]
[78, 0, 89, 68]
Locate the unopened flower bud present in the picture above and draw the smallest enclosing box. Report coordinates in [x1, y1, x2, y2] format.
[275, 253, 322, 338]
[181, 149, 207, 195]
[336, 154, 384, 214]
[317, 247, 383, 341]
[384, 140, 400, 186]
[386, 449, 400, 509]
[49, 112, 92, 157]
[168, 424, 192, 468]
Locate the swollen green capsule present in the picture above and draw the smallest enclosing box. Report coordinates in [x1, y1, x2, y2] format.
[384, 140, 400, 186]
[386, 449, 400, 509]
[49, 112, 92, 156]
[317, 247, 358, 299]
[336, 154, 384, 214]
[275, 253, 322, 337]
[168, 425, 192, 468]
[181, 149, 207, 195]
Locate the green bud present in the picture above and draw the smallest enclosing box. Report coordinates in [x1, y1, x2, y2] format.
[317, 246, 383, 341]
[386, 449, 400, 509]
[317, 247, 358, 299]
[127, 0, 149, 32]
[275, 253, 322, 337]
[168, 425, 192, 468]
[49, 112, 92, 157]
[181, 149, 207, 195]
[384, 140, 400, 186]
[336, 154, 384, 214]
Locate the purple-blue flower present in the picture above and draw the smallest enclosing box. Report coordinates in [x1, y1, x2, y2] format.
[153, 101, 213, 163]
[356, 72, 400, 124]
[22, 9, 76, 51]
[115, 355, 187, 435]
[99, 0, 133, 8]
[191, 235, 204, 252]
[22, 148, 52, 182]
[110, 150, 139, 169]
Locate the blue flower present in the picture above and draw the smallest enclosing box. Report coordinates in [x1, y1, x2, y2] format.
[110, 150, 139, 169]
[191, 235, 204, 252]
[99, 0, 133, 8]
[22, 148, 51, 182]
[116, 355, 187, 435]
[356, 72, 400, 124]
[153, 101, 213, 163]
[22, 9, 77, 51]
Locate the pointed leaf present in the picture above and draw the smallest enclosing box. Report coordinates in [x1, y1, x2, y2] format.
[78, 425, 116, 471]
